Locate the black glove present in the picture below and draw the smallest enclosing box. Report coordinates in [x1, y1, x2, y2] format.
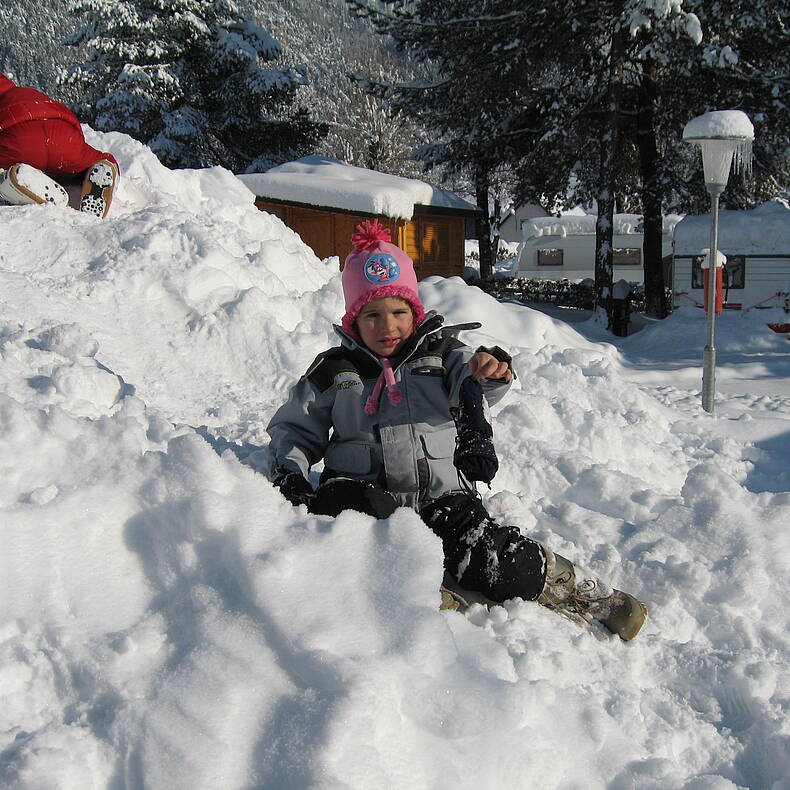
[311, 478, 399, 519]
[451, 377, 499, 485]
[274, 470, 314, 506]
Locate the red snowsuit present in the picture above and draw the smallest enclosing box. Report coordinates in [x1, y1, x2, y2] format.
[0, 74, 117, 179]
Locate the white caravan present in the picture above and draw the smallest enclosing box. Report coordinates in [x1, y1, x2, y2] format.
[672, 201, 790, 310]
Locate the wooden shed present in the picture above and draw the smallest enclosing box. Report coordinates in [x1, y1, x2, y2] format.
[237, 157, 479, 281]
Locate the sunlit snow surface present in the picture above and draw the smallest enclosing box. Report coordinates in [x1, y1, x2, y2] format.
[1, 130, 788, 790]
[683, 110, 755, 141]
[238, 155, 477, 220]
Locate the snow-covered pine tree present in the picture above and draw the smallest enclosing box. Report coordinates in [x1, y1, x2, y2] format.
[323, 61, 427, 177]
[347, 0, 554, 279]
[60, 0, 326, 171]
[657, 0, 789, 213]
[349, 1, 721, 320]
[607, 0, 789, 315]
[254, 0, 427, 179]
[0, 0, 79, 99]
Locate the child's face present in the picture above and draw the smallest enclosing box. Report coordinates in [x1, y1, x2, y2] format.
[356, 297, 415, 357]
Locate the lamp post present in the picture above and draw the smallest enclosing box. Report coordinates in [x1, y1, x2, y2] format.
[683, 110, 753, 414]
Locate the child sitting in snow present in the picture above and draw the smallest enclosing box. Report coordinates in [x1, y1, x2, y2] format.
[267, 220, 647, 640]
[0, 73, 119, 218]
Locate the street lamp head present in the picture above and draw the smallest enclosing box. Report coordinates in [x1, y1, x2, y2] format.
[683, 110, 754, 192]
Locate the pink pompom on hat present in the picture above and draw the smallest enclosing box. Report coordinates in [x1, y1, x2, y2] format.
[341, 219, 426, 337]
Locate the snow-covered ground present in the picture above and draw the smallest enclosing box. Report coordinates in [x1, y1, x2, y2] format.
[1, 130, 788, 790]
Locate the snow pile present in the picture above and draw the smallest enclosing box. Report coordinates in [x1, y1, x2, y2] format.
[1, 130, 789, 790]
[1, 130, 343, 439]
[238, 155, 478, 220]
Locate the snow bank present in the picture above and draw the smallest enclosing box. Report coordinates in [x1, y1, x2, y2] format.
[1, 129, 789, 790]
[1, 130, 344, 442]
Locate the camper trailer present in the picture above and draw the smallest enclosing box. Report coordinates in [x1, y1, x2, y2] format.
[516, 213, 677, 283]
[673, 201, 790, 310]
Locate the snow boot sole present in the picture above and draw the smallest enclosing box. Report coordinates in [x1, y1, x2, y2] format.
[79, 159, 118, 218]
[598, 591, 648, 641]
[439, 584, 467, 611]
[0, 163, 69, 207]
[439, 572, 611, 641]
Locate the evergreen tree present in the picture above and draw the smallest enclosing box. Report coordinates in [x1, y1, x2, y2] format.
[347, 1, 557, 278]
[254, 0, 427, 178]
[3, 0, 430, 178]
[60, 0, 326, 171]
[658, 0, 789, 213]
[614, 0, 789, 315]
[0, 0, 79, 100]
[349, 0, 788, 322]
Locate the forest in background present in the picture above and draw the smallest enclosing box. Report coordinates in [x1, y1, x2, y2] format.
[1, 0, 787, 324]
[0, 0, 426, 177]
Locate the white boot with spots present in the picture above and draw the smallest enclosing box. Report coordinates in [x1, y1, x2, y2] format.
[0, 163, 69, 207]
[79, 159, 118, 219]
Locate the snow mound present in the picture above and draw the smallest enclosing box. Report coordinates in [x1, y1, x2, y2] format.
[1, 128, 344, 441]
[1, 129, 788, 790]
[683, 110, 754, 140]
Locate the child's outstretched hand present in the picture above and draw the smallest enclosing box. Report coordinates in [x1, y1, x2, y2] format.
[468, 351, 513, 382]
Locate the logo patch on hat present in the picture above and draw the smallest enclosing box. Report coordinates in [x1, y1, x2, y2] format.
[364, 253, 400, 284]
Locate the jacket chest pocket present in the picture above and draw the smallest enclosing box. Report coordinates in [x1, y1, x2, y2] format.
[420, 428, 457, 461]
[410, 365, 444, 378]
[407, 361, 450, 412]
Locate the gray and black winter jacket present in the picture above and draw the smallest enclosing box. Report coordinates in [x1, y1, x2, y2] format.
[267, 311, 512, 509]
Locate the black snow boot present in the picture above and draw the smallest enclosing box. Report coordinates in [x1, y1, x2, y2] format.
[420, 493, 546, 603]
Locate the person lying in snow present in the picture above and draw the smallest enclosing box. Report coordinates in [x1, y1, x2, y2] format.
[267, 219, 647, 640]
[0, 73, 119, 218]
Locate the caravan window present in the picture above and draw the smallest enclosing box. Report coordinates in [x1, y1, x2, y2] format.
[537, 248, 563, 266]
[724, 256, 746, 289]
[691, 255, 746, 289]
[613, 248, 641, 266]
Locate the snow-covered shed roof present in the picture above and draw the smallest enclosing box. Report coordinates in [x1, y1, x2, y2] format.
[674, 201, 790, 256]
[237, 156, 478, 221]
[521, 213, 682, 243]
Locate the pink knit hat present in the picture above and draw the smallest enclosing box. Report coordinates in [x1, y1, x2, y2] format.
[341, 219, 426, 337]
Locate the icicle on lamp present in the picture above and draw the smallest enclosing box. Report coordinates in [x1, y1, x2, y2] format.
[683, 110, 754, 414]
